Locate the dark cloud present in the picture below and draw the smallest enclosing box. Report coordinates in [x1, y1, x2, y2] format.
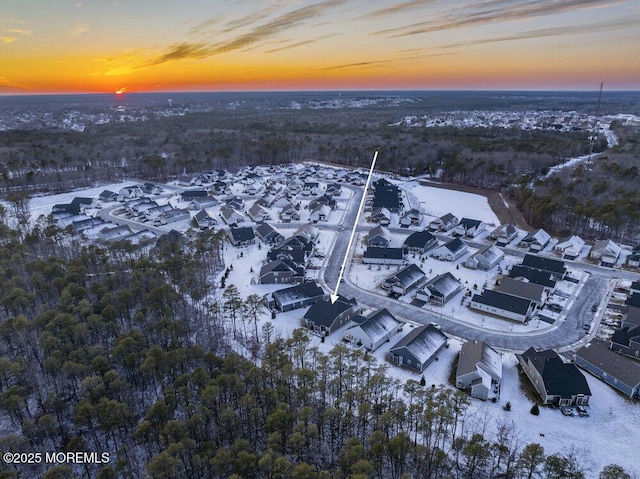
[148, 42, 212, 65]
[360, 0, 435, 19]
[374, 0, 631, 37]
[150, 0, 345, 65]
[211, 0, 345, 54]
[437, 16, 639, 48]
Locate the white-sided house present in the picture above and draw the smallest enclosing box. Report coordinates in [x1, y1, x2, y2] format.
[194, 209, 217, 230]
[432, 238, 468, 262]
[371, 207, 391, 226]
[464, 245, 504, 271]
[247, 203, 271, 223]
[454, 218, 486, 238]
[400, 208, 423, 227]
[491, 224, 518, 246]
[519, 229, 551, 252]
[220, 206, 245, 226]
[590, 239, 621, 266]
[381, 263, 426, 295]
[554, 235, 585, 259]
[344, 308, 403, 351]
[470, 290, 535, 323]
[496, 277, 547, 308]
[118, 185, 143, 200]
[415, 272, 463, 305]
[456, 340, 502, 400]
[156, 208, 191, 225]
[429, 213, 458, 232]
[309, 204, 331, 223]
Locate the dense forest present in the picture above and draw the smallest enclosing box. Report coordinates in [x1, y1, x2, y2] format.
[0, 212, 632, 479]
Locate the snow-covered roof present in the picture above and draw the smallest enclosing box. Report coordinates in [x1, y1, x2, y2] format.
[457, 340, 502, 380]
[390, 325, 447, 364]
[385, 263, 426, 288]
[424, 272, 461, 297]
[354, 308, 402, 344]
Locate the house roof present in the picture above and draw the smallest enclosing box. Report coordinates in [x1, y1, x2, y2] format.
[371, 207, 391, 219]
[100, 225, 133, 240]
[472, 290, 532, 315]
[625, 306, 640, 327]
[351, 308, 402, 344]
[521, 254, 566, 276]
[260, 258, 303, 278]
[576, 339, 640, 388]
[229, 226, 255, 243]
[471, 245, 504, 265]
[439, 213, 457, 224]
[385, 263, 426, 289]
[389, 324, 447, 365]
[364, 247, 403, 260]
[611, 324, 640, 348]
[423, 272, 461, 298]
[508, 265, 556, 288]
[520, 348, 591, 399]
[592, 239, 621, 257]
[99, 190, 118, 200]
[303, 296, 357, 328]
[255, 223, 282, 241]
[403, 230, 436, 249]
[457, 340, 502, 379]
[443, 237, 466, 254]
[522, 228, 551, 246]
[492, 223, 517, 239]
[194, 209, 213, 223]
[272, 281, 325, 306]
[369, 225, 391, 242]
[181, 190, 208, 199]
[458, 218, 483, 229]
[267, 246, 306, 265]
[497, 277, 546, 303]
[248, 202, 269, 219]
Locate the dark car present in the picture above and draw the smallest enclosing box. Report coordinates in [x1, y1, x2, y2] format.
[591, 303, 599, 312]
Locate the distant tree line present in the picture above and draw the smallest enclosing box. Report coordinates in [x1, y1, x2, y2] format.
[0, 215, 632, 478]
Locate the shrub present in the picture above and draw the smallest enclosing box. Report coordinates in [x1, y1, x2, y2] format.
[503, 401, 512, 412]
[530, 404, 540, 415]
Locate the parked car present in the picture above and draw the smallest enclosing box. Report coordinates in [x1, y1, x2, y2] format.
[547, 304, 563, 313]
[591, 303, 599, 312]
[576, 405, 589, 417]
[560, 406, 575, 416]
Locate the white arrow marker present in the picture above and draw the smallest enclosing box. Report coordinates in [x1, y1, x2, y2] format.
[330, 150, 378, 304]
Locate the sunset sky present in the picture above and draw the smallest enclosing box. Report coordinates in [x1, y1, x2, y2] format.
[1, 0, 638, 94]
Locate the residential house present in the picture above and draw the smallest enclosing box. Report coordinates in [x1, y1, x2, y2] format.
[255, 223, 285, 246]
[120, 229, 156, 245]
[496, 277, 547, 308]
[194, 209, 217, 230]
[626, 293, 640, 309]
[188, 196, 219, 210]
[554, 235, 586, 259]
[52, 197, 95, 216]
[368, 225, 391, 248]
[363, 247, 404, 265]
[517, 347, 591, 406]
[470, 290, 535, 323]
[382, 264, 426, 295]
[294, 223, 319, 243]
[590, 239, 622, 266]
[508, 265, 557, 290]
[247, 203, 271, 223]
[632, 281, 640, 295]
[326, 183, 342, 196]
[490, 224, 518, 246]
[400, 209, 422, 228]
[403, 230, 438, 255]
[454, 218, 486, 238]
[308, 194, 337, 211]
[118, 185, 143, 199]
[629, 249, 640, 268]
[99, 190, 118, 202]
[228, 227, 255, 247]
[343, 308, 403, 351]
[155, 208, 190, 225]
[302, 296, 359, 336]
[302, 182, 321, 196]
[279, 203, 300, 223]
[141, 182, 163, 195]
[99, 225, 133, 242]
[259, 259, 304, 285]
[429, 213, 458, 232]
[309, 204, 331, 223]
[464, 245, 504, 271]
[181, 190, 209, 201]
[387, 324, 448, 372]
[224, 196, 245, 210]
[144, 204, 173, 222]
[220, 206, 245, 226]
[432, 238, 468, 262]
[415, 272, 463, 305]
[519, 229, 551, 252]
[71, 217, 105, 233]
[269, 281, 326, 312]
[521, 254, 566, 280]
[611, 324, 640, 358]
[575, 339, 640, 398]
[372, 178, 402, 213]
[456, 341, 502, 400]
[371, 207, 391, 226]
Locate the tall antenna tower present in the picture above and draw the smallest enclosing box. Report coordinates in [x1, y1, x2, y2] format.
[581, 82, 604, 199]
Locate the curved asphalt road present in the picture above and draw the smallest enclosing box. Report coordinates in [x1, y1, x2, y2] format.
[321, 185, 630, 353]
